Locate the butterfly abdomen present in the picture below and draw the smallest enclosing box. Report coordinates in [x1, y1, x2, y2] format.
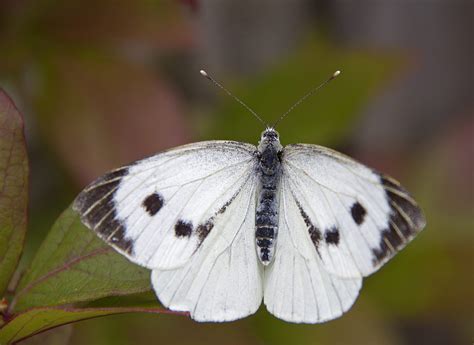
[256, 129, 283, 265]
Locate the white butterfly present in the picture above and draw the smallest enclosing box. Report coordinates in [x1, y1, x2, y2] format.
[73, 70, 425, 323]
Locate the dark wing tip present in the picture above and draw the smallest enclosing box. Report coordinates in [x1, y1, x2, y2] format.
[72, 167, 134, 255]
[372, 174, 426, 266]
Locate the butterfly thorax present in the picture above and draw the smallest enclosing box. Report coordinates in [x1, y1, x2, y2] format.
[255, 128, 282, 265]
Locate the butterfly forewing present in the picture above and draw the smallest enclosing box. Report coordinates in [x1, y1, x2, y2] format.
[73, 141, 257, 270]
[281, 144, 426, 279]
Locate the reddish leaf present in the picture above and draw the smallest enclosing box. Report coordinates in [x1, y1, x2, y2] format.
[0, 89, 29, 296]
[0, 305, 187, 344]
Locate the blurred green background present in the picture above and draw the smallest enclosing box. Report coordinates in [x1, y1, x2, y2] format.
[0, 0, 472, 344]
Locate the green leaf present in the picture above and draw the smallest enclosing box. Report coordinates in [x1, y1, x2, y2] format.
[11, 207, 151, 312]
[0, 305, 186, 344]
[0, 89, 29, 296]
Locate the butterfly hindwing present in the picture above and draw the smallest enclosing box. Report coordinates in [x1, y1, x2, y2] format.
[264, 179, 362, 323]
[73, 141, 257, 270]
[152, 175, 263, 322]
[281, 144, 426, 279]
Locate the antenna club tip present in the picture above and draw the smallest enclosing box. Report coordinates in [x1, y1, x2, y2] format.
[199, 69, 208, 77]
[333, 70, 341, 78]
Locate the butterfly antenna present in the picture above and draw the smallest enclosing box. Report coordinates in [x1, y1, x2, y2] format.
[272, 70, 341, 128]
[200, 69, 267, 128]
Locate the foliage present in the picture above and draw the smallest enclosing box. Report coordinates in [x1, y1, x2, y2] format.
[0, 91, 28, 297]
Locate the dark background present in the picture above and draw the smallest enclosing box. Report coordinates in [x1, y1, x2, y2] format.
[0, 0, 472, 344]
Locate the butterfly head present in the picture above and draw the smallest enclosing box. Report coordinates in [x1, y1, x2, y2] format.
[260, 127, 280, 142]
[258, 127, 282, 151]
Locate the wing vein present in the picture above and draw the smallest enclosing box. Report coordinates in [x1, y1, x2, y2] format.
[191, 181, 256, 316]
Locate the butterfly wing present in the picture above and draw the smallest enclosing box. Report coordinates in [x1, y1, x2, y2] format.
[73, 141, 257, 270]
[279, 144, 426, 279]
[152, 175, 263, 322]
[264, 179, 362, 323]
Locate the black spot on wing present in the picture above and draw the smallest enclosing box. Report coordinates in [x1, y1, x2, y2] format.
[295, 200, 322, 248]
[175, 220, 193, 238]
[196, 221, 214, 243]
[310, 227, 322, 247]
[73, 167, 134, 255]
[351, 201, 367, 225]
[371, 174, 426, 266]
[217, 193, 238, 215]
[142, 192, 164, 216]
[325, 227, 340, 245]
